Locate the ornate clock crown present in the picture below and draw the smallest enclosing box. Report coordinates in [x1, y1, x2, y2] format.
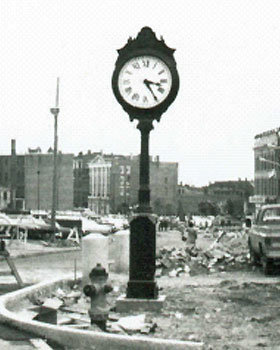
[116, 27, 176, 62]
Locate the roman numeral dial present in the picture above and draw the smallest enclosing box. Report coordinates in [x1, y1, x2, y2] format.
[118, 55, 172, 109]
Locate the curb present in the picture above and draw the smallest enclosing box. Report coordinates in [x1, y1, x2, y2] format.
[0, 276, 204, 350]
[0, 247, 81, 261]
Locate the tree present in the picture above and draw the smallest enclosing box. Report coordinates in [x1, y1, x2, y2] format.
[198, 200, 219, 216]
[224, 199, 234, 216]
[165, 203, 173, 215]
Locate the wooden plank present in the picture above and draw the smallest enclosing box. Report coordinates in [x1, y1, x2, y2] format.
[5, 255, 24, 287]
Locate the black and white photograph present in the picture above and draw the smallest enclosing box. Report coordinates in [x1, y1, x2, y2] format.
[1, 0, 280, 349]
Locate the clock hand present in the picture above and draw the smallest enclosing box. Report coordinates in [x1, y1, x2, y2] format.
[144, 79, 161, 87]
[143, 79, 158, 101]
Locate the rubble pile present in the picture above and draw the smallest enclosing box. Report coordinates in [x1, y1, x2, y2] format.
[156, 231, 249, 277]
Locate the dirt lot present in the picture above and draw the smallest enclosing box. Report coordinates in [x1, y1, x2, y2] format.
[150, 275, 280, 349]
[107, 229, 280, 349]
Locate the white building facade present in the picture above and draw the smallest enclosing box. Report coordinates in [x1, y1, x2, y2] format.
[88, 155, 111, 215]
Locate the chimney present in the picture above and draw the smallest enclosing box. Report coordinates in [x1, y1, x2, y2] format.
[11, 139, 16, 156]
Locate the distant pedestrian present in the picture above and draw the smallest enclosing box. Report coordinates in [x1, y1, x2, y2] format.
[182, 220, 198, 253]
[186, 221, 197, 244]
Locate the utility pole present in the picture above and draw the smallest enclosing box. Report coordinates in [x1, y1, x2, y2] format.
[50, 78, 60, 234]
[37, 170, 40, 212]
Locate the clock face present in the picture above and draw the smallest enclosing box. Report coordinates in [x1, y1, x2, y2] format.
[118, 55, 172, 109]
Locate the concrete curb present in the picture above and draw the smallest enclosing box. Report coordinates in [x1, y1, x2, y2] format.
[0, 276, 204, 350]
[0, 247, 81, 261]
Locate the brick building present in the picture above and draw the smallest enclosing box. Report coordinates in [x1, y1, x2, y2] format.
[110, 155, 132, 214]
[73, 151, 100, 208]
[130, 155, 178, 215]
[0, 140, 25, 210]
[24, 150, 74, 211]
[74, 152, 178, 215]
[178, 179, 253, 216]
[177, 184, 205, 215]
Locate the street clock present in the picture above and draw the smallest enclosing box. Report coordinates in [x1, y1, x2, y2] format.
[111, 27, 179, 300]
[112, 27, 179, 121]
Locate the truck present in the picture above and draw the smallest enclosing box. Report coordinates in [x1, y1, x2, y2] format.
[247, 204, 280, 275]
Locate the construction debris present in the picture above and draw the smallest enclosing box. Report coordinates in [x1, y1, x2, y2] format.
[28, 284, 158, 336]
[30, 338, 54, 350]
[110, 314, 157, 334]
[156, 231, 249, 276]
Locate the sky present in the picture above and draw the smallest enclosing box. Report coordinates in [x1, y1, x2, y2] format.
[1, 0, 280, 187]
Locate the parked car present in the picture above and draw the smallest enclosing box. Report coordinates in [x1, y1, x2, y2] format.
[246, 204, 280, 275]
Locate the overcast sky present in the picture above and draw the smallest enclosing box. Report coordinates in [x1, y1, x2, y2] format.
[1, 0, 280, 186]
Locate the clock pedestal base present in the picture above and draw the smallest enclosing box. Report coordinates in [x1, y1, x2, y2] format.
[126, 214, 158, 299]
[116, 294, 165, 313]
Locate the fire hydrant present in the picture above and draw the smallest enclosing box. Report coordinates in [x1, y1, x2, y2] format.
[83, 263, 113, 331]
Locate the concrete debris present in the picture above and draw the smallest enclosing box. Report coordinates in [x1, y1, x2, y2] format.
[64, 290, 81, 299]
[104, 314, 158, 335]
[174, 312, 183, 319]
[108, 313, 120, 322]
[54, 288, 66, 298]
[60, 305, 88, 315]
[64, 313, 90, 324]
[29, 286, 158, 335]
[57, 316, 75, 325]
[30, 338, 54, 350]
[156, 231, 249, 276]
[42, 297, 63, 310]
[107, 323, 128, 335]
[17, 309, 39, 320]
[65, 323, 90, 329]
[117, 314, 146, 331]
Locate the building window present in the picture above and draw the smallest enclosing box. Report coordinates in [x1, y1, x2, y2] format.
[3, 192, 7, 201]
[120, 165, 125, 174]
[126, 165, 131, 174]
[164, 177, 168, 184]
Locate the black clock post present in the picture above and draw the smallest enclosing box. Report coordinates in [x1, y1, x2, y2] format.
[126, 118, 157, 299]
[112, 27, 179, 302]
